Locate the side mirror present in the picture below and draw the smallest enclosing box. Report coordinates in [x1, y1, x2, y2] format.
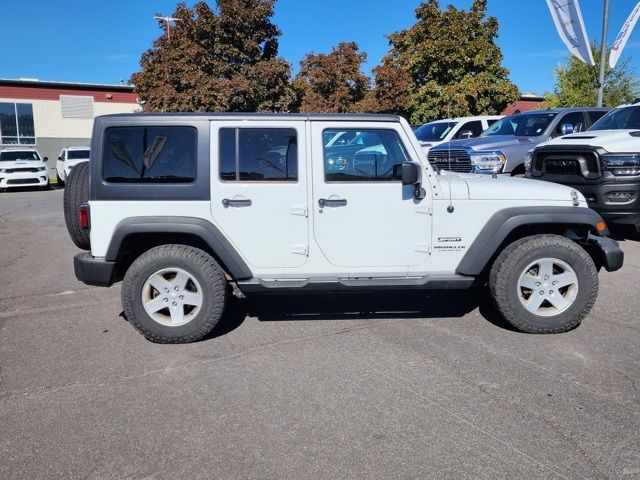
[574, 122, 584, 133]
[57, 156, 63, 161]
[394, 162, 419, 185]
[458, 129, 474, 139]
[559, 123, 574, 135]
[42, 157, 48, 162]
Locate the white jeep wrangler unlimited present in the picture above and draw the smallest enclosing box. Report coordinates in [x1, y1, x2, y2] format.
[64, 113, 623, 343]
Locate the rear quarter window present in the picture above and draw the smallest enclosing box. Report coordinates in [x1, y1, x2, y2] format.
[102, 126, 197, 183]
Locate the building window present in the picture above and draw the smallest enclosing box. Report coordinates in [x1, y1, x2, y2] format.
[60, 95, 94, 119]
[0, 102, 35, 145]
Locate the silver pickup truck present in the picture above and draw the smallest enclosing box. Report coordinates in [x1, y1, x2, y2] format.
[427, 107, 609, 175]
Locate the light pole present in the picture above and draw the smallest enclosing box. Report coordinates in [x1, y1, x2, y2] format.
[154, 16, 181, 40]
[596, 0, 610, 107]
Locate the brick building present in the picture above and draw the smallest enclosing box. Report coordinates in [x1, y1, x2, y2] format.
[0, 78, 139, 170]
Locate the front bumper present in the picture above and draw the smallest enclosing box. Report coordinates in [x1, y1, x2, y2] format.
[583, 233, 624, 272]
[531, 174, 640, 225]
[0, 172, 49, 188]
[74, 253, 117, 287]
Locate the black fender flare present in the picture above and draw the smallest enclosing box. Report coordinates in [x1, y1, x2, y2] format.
[455, 206, 607, 276]
[105, 216, 253, 280]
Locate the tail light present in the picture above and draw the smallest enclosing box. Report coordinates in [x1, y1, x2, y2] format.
[79, 203, 90, 230]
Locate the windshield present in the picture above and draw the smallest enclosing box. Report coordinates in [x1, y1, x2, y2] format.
[481, 113, 557, 137]
[414, 121, 457, 142]
[67, 150, 90, 160]
[590, 106, 640, 130]
[0, 150, 40, 161]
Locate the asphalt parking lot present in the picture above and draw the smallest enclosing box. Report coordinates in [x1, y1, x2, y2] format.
[1, 188, 639, 479]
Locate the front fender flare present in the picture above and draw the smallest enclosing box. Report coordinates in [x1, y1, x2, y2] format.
[455, 206, 607, 276]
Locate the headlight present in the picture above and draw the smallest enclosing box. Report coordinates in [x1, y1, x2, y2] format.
[0, 168, 5, 173]
[470, 151, 506, 173]
[601, 155, 640, 176]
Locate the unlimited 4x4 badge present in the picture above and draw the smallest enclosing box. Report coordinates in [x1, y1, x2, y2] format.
[434, 237, 466, 252]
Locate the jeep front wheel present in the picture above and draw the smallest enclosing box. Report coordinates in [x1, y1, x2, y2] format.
[122, 245, 227, 343]
[489, 234, 598, 333]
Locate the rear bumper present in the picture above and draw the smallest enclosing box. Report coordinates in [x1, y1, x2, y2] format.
[74, 253, 117, 287]
[584, 233, 624, 272]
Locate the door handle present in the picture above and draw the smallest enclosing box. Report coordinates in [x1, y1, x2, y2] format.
[318, 198, 347, 207]
[222, 198, 252, 207]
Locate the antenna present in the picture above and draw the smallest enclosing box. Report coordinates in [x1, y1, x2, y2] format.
[445, 101, 454, 213]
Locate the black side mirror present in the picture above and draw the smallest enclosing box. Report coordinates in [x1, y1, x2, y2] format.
[458, 129, 474, 139]
[42, 157, 48, 162]
[400, 162, 419, 185]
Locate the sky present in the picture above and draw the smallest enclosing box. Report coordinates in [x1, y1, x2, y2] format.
[3, 0, 640, 95]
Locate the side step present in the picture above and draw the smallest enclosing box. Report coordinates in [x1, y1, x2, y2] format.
[237, 274, 475, 293]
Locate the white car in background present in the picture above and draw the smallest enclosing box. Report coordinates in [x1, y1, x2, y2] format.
[56, 147, 90, 185]
[414, 115, 503, 154]
[0, 147, 49, 190]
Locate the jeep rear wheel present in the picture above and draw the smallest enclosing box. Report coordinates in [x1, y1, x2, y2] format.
[63, 161, 90, 250]
[122, 245, 227, 343]
[489, 234, 598, 333]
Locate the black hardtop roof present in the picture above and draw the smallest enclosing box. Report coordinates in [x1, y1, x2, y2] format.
[96, 112, 402, 122]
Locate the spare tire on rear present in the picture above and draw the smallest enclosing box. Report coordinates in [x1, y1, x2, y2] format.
[63, 161, 90, 250]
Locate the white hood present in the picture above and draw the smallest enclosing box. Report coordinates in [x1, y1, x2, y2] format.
[0, 159, 46, 169]
[543, 130, 640, 153]
[454, 173, 584, 203]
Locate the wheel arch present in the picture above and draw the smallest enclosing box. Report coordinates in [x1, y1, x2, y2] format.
[456, 206, 608, 276]
[106, 217, 253, 282]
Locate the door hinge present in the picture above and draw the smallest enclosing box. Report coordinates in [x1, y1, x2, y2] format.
[414, 243, 431, 254]
[415, 205, 432, 215]
[290, 204, 308, 217]
[291, 244, 308, 256]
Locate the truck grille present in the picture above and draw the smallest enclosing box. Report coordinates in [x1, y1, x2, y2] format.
[5, 168, 39, 173]
[532, 150, 600, 179]
[427, 149, 471, 173]
[7, 178, 39, 185]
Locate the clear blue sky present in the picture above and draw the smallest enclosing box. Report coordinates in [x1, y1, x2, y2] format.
[3, 0, 640, 95]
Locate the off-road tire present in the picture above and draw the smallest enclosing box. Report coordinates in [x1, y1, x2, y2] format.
[122, 245, 227, 343]
[489, 234, 598, 333]
[63, 162, 90, 250]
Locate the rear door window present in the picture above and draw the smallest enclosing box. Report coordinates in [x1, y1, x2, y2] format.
[219, 128, 297, 182]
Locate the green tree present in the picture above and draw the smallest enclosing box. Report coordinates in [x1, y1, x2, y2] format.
[368, 0, 519, 123]
[292, 42, 371, 113]
[131, 0, 295, 112]
[545, 43, 639, 107]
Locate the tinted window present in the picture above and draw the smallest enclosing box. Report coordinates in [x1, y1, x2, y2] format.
[0, 150, 40, 161]
[67, 150, 90, 160]
[590, 106, 640, 130]
[456, 120, 483, 139]
[324, 129, 409, 182]
[556, 112, 585, 134]
[588, 110, 607, 124]
[219, 128, 297, 182]
[487, 119, 499, 126]
[414, 122, 457, 141]
[0, 103, 35, 145]
[482, 113, 557, 137]
[103, 126, 196, 183]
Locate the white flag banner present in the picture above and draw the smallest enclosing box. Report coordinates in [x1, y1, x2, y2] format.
[610, 2, 640, 69]
[546, 0, 595, 66]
